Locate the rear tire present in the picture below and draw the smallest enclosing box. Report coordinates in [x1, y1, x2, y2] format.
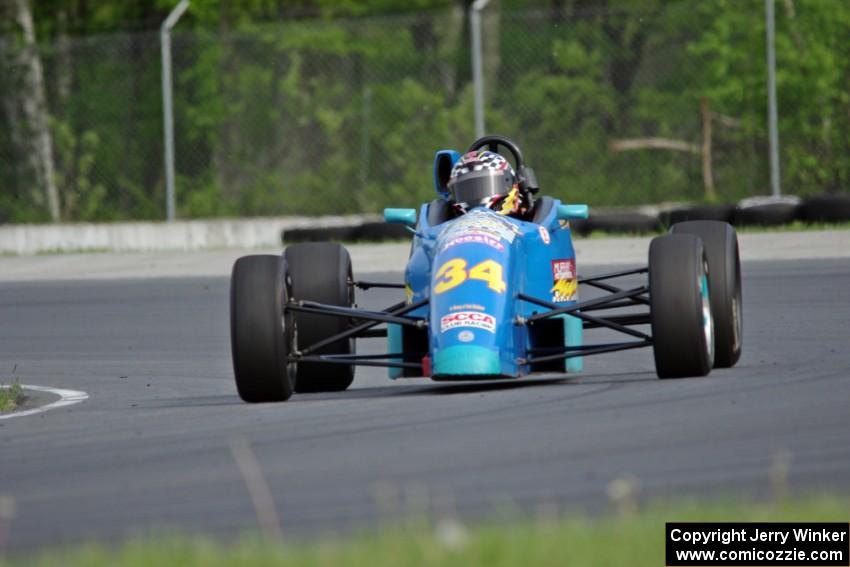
[286, 242, 356, 393]
[230, 255, 293, 402]
[649, 234, 714, 379]
[670, 220, 742, 368]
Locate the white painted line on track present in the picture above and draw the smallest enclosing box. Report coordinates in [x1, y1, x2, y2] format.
[0, 385, 89, 420]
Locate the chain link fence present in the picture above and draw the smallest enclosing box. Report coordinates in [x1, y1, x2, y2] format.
[1, 2, 848, 223]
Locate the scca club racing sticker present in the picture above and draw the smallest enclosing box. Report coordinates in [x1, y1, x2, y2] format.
[440, 311, 496, 334]
[551, 258, 577, 302]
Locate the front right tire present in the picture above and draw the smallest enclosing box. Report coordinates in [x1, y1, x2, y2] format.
[670, 220, 742, 368]
[649, 234, 714, 379]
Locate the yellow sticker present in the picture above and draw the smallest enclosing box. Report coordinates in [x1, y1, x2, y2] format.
[551, 278, 578, 302]
[434, 259, 506, 294]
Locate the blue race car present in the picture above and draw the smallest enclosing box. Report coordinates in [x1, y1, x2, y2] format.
[230, 135, 743, 402]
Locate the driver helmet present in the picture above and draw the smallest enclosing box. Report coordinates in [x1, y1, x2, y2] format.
[447, 150, 527, 216]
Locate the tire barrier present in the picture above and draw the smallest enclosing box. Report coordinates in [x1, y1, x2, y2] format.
[799, 194, 850, 223]
[567, 218, 590, 236]
[585, 208, 663, 234]
[281, 195, 847, 245]
[661, 204, 736, 227]
[282, 221, 409, 244]
[350, 222, 411, 242]
[732, 196, 801, 227]
[281, 225, 357, 244]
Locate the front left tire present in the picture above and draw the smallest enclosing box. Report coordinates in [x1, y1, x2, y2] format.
[285, 242, 356, 393]
[230, 255, 293, 402]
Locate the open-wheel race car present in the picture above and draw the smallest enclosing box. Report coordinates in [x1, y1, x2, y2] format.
[230, 135, 743, 402]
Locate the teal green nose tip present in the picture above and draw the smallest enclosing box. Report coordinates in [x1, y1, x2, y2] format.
[433, 345, 501, 376]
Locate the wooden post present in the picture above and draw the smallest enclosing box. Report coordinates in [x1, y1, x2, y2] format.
[700, 97, 716, 201]
[609, 138, 699, 154]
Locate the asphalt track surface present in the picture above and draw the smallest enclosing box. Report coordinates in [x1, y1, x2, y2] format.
[1, 258, 849, 553]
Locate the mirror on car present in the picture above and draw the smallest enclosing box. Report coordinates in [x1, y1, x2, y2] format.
[384, 208, 418, 227]
[557, 204, 589, 221]
[433, 150, 460, 197]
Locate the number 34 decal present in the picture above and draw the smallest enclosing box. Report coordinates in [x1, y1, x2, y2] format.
[434, 259, 506, 294]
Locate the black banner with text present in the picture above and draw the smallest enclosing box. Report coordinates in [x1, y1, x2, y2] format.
[666, 522, 849, 566]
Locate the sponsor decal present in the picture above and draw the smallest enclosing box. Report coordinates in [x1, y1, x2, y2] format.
[404, 283, 413, 304]
[539, 226, 551, 244]
[440, 311, 496, 334]
[449, 303, 486, 312]
[551, 259, 576, 280]
[551, 278, 578, 302]
[441, 232, 505, 252]
[434, 258, 507, 294]
[457, 330, 475, 342]
[439, 210, 520, 246]
[551, 258, 578, 302]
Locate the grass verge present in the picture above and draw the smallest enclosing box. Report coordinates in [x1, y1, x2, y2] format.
[3, 496, 846, 566]
[0, 382, 23, 412]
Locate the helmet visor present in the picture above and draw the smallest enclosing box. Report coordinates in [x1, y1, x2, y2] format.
[449, 169, 513, 206]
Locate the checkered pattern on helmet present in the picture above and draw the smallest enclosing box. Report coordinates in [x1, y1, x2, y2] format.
[449, 150, 514, 183]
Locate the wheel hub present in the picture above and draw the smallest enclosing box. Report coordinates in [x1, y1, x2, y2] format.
[700, 270, 715, 363]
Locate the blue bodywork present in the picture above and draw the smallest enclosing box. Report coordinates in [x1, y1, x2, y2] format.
[387, 150, 588, 381]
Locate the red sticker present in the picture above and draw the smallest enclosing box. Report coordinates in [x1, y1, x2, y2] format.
[539, 226, 551, 244]
[440, 311, 496, 333]
[551, 259, 576, 281]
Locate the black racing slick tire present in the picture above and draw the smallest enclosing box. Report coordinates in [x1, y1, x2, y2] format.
[230, 255, 294, 403]
[649, 234, 714, 379]
[670, 220, 743, 368]
[285, 242, 355, 393]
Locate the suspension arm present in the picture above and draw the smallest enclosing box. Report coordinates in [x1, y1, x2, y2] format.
[522, 339, 652, 365]
[296, 298, 429, 356]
